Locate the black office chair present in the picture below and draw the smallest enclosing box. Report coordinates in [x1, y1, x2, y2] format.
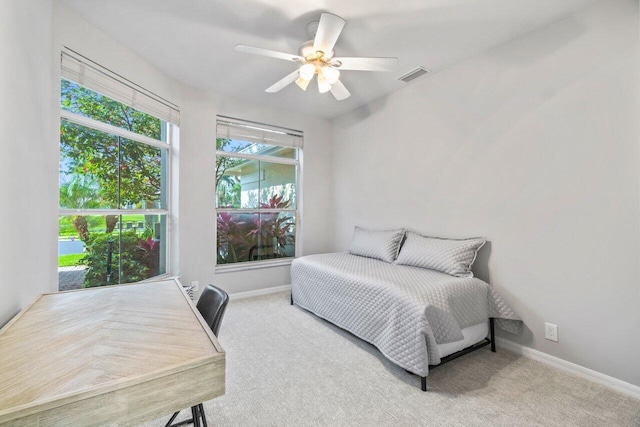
[166, 285, 229, 427]
[196, 285, 229, 337]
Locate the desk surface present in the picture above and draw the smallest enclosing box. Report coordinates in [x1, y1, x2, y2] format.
[0, 279, 225, 426]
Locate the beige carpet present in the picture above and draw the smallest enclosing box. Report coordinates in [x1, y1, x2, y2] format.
[145, 292, 640, 427]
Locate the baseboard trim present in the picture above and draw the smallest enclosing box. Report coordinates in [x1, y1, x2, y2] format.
[496, 337, 640, 399]
[228, 284, 291, 301]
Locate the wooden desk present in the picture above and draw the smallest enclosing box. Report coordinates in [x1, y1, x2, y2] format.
[0, 279, 225, 426]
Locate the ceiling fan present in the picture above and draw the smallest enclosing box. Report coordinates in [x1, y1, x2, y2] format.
[235, 13, 398, 101]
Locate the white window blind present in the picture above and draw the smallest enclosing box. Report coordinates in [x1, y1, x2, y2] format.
[61, 49, 180, 125]
[216, 116, 303, 149]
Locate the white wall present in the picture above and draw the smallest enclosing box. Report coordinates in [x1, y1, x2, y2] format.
[51, 3, 333, 297]
[332, 0, 640, 386]
[0, 1, 56, 327]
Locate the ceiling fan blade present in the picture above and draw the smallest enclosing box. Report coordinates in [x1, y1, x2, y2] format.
[330, 79, 351, 101]
[313, 13, 346, 55]
[235, 45, 303, 62]
[265, 70, 300, 93]
[332, 57, 399, 71]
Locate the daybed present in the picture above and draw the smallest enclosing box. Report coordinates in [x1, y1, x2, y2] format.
[290, 228, 522, 391]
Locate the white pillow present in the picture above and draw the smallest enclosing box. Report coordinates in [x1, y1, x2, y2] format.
[347, 227, 405, 263]
[395, 232, 485, 277]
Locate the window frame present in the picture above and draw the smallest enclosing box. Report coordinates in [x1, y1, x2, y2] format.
[215, 122, 302, 273]
[58, 84, 175, 285]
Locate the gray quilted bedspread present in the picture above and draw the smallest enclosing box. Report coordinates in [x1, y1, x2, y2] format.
[291, 253, 522, 377]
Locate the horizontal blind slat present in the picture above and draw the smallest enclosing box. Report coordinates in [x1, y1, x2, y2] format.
[216, 118, 303, 149]
[61, 51, 180, 125]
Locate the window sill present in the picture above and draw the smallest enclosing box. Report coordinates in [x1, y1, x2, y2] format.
[215, 258, 294, 274]
[137, 273, 175, 283]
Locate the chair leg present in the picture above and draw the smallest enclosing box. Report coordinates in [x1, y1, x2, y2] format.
[165, 411, 180, 427]
[199, 403, 208, 427]
[166, 403, 208, 427]
[167, 405, 206, 427]
[421, 376, 427, 392]
[192, 405, 201, 427]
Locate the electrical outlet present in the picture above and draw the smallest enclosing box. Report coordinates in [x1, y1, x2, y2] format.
[545, 323, 558, 342]
[191, 281, 199, 292]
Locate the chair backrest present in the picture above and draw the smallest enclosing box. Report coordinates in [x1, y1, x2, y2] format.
[196, 285, 229, 337]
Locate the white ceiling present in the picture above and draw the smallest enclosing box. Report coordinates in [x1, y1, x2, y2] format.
[61, 0, 596, 119]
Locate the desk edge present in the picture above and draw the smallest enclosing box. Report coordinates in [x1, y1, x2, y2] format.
[0, 353, 225, 424]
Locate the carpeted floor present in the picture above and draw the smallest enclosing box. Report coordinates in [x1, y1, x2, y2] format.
[146, 292, 640, 427]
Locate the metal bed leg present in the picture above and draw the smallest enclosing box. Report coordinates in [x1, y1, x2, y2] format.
[490, 318, 496, 352]
[421, 376, 427, 392]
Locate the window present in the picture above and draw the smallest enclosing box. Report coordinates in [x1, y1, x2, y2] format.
[216, 117, 302, 268]
[58, 50, 179, 290]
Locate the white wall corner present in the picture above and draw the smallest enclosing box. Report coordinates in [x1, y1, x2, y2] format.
[496, 337, 640, 400]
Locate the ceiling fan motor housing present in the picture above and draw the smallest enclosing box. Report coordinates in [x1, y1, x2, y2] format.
[298, 40, 334, 61]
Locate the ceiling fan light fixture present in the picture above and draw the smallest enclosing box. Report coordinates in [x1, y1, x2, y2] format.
[321, 66, 340, 84]
[236, 12, 399, 101]
[317, 73, 332, 93]
[295, 76, 311, 91]
[299, 63, 315, 81]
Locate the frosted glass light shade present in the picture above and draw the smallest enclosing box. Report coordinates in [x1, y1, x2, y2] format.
[317, 73, 332, 93]
[299, 64, 315, 81]
[321, 66, 340, 84]
[295, 76, 310, 91]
